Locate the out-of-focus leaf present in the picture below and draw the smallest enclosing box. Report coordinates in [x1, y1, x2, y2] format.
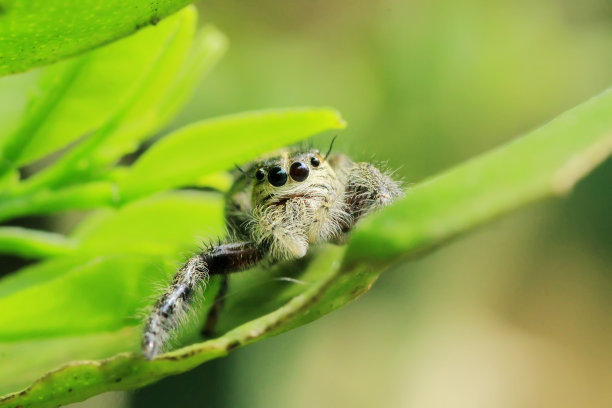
[92, 24, 228, 166]
[2, 87, 610, 408]
[73, 191, 224, 256]
[0, 182, 117, 223]
[0, 71, 38, 144]
[0, 60, 86, 179]
[3, 7, 194, 168]
[11, 10, 226, 195]
[0, 0, 193, 76]
[0, 170, 19, 190]
[0, 227, 76, 259]
[0, 256, 87, 299]
[118, 108, 346, 201]
[194, 171, 234, 192]
[0, 190, 223, 341]
[156, 26, 228, 126]
[0, 254, 171, 340]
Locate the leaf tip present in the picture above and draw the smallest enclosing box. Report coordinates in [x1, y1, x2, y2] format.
[328, 108, 347, 130]
[198, 24, 229, 52]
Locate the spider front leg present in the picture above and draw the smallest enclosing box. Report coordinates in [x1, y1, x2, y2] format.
[343, 162, 403, 229]
[142, 241, 263, 359]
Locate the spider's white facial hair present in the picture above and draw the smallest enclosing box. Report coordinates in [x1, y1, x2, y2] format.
[248, 151, 350, 262]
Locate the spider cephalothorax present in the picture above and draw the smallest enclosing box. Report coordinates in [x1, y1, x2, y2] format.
[142, 147, 403, 359]
[229, 149, 351, 260]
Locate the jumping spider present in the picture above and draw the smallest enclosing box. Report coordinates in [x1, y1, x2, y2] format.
[142, 145, 403, 359]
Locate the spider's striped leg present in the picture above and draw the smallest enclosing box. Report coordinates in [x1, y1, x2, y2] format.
[142, 242, 263, 359]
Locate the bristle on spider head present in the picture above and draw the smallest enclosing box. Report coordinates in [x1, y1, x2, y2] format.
[325, 135, 338, 160]
[234, 164, 253, 179]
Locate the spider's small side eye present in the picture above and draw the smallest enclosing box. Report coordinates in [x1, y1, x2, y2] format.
[310, 156, 321, 167]
[255, 168, 265, 181]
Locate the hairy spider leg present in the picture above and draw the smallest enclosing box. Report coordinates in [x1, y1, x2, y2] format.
[142, 242, 263, 359]
[342, 162, 404, 232]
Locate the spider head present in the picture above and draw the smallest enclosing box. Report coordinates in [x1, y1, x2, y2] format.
[250, 149, 336, 208]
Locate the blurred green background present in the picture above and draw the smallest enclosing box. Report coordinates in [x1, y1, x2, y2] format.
[72, 0, 610, 406]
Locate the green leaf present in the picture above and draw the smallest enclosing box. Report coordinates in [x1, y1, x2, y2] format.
[346, 87, 612, 264]
[0, 327, 140, 395]
[73, 191, 225, 256]
[0, 0, 193, 76]
[2, 87, 610, 407]
[0, 254, 171, 340]
[0, 227, 76, 259]
[0, 71, 37, 143]
[118, 108, 347, 201]
[155, 26, 228, 129]
[9, 10, 226, 196]
[91, 24, 228, 167]
[0, 59, 87, 179]
[0, 6, 196, 172]
[0, 191, 224, 339]
[0, 182, 118, 223]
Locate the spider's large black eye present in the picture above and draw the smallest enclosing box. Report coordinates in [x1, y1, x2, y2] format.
[310, 156, 321, 167]
[290, 161, 309, 182]
[268, 167, 288, 186]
